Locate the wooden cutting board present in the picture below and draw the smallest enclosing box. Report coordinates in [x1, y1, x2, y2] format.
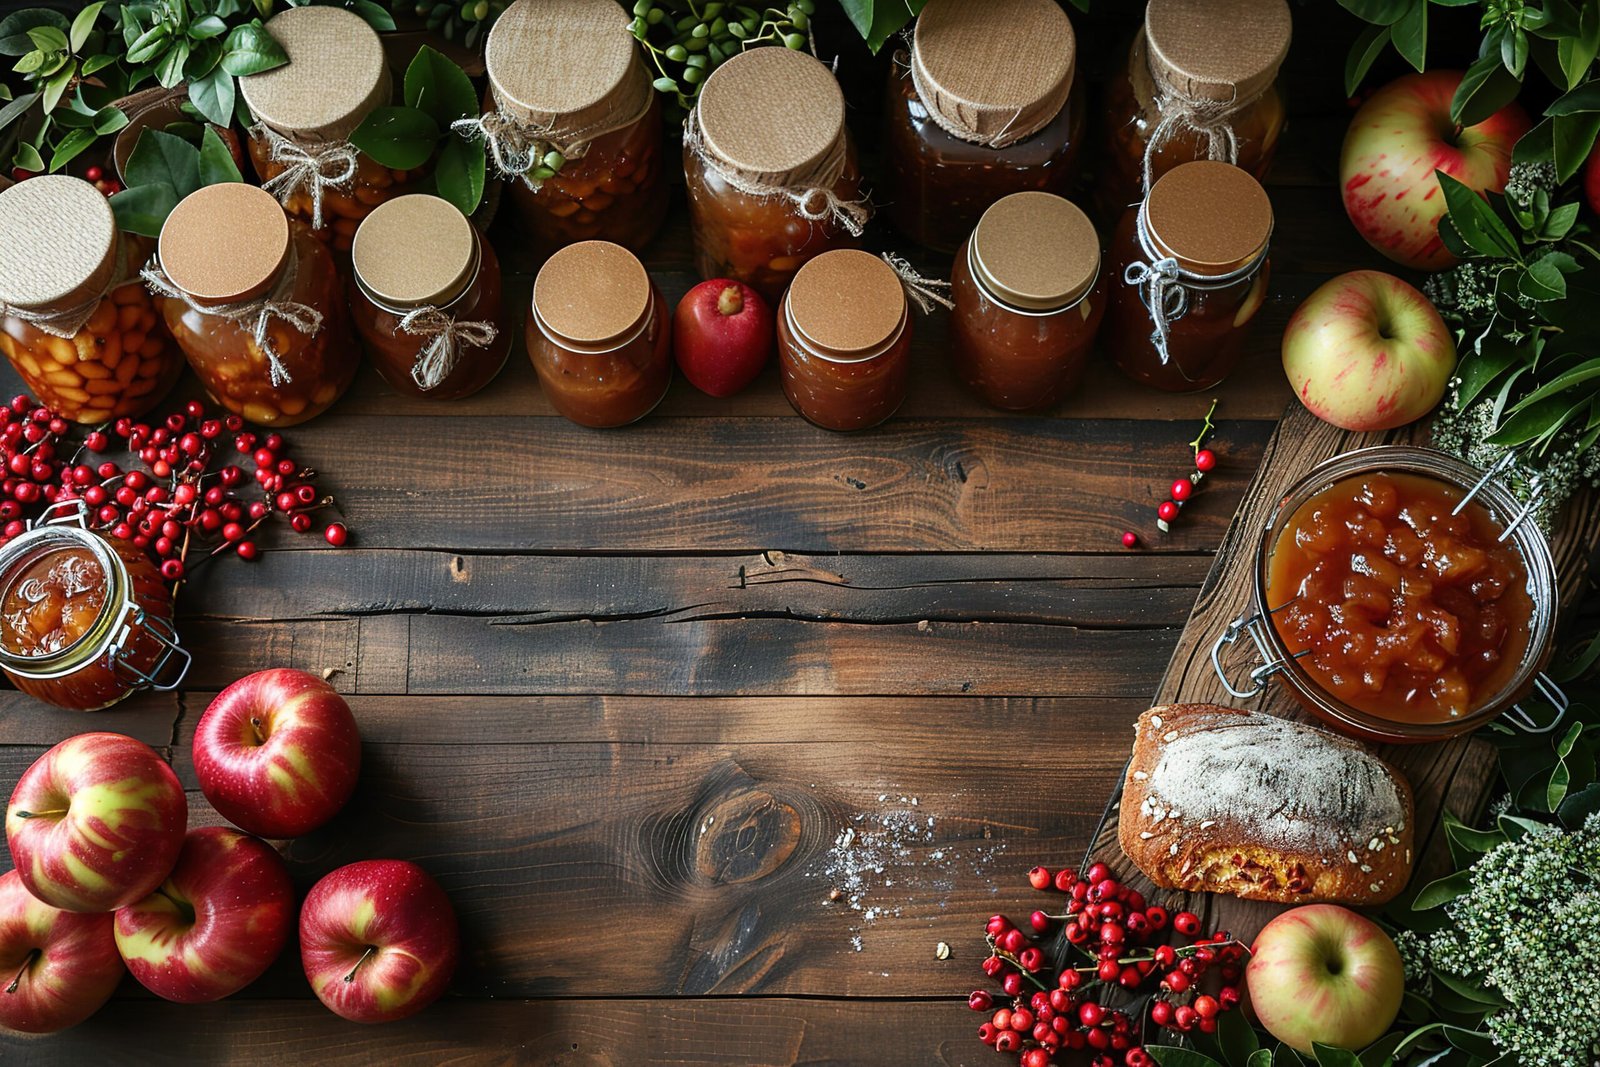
[1083, 402, 1600, 944]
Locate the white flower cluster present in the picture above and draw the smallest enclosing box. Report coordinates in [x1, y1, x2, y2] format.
[1431, 394, 1600, 533]
[1391, 928, 1433, 997]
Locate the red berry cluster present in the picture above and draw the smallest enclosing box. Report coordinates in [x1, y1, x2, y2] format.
[8, 164, 122, 196]
[1123, 400, 1221, 547]
[969, 861, 1248, 1066]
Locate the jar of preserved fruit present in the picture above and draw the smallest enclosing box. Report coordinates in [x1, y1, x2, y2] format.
[146, 183, 358, 426]
[0, 502, 188, 711]
[779, 250, 914, 432]
[240, 6, 422, 254]
[527, 240, 670, 427]
[0, 176, 182, 423]
[1106, 161, 1272, 392]
[350, 195, 509, 401]
[684, 48, 868, 302]
[1096, 0, 1291, 216]
[470, 0, 666, 256]
[885, 0, 1086, 254]
[951, 192, 1105, 412]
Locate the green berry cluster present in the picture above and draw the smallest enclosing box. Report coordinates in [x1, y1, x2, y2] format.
[404, 0, 508, 48]
[629, 0, 817, 109]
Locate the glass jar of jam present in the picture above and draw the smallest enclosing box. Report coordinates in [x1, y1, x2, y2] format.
[951, 192, 1105, 411]
[885, 0, 1086, 254]
[684, 48, 868, 302]
[350, 194, 510, 401]
[527, 240, 670, 427]
[0, 176, 182, 423]
[0, 503, 189, 711]
[476, 0, 666, 257]
[1213, 446, 1559, 744]
[240, 6, 423, 255]
[778, 250, 912, 432]
[1106, 160, 1272, 392]
[149, 183, 358, 427]
[1096, 0, 1291, 217]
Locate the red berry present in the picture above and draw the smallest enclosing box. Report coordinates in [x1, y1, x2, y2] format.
[1173, 912, 1200, 937]
[1022, 1049, 1051, 1067]
[1219, 986, 1241, 1010]
[1009, 1008, 1034, 1033]
[1193, 995, 1218, 1019]
[994, 1031, 1021, 1053]
[980, 955, 1006, 977]
[1149, 1000, 1173, 1027]
[1029, 910, 1053, 934]
[290, 513, 312, 533]
[1001, 971, 1024, 996]
[1194, 448, 1216, 472]
[1097, 959, 1119, 982]
[985, 915, 1012, 937]
[1171, 477, 1193, 502]
[1057, 969, 1081, 990]
[1163, 970, 1190, 994]
[1028, 866, 1053, 891]
[999, 927, 1027, 955]
[1053, 869, 1077, 892]
[235, 540, 259, 561]
[967, 990, 992, 1012]
[159, 559, 184, 581]
[1145, 906, 1168, 931]
[84, 165, 103, 181]
[1018, 947, 1043, 972]
[84, 431, 108, 452]
[1085, 863, 1110, 884]
[977, 1023, 999, 1046]
[1079, 1002, 1103, 1027]
[1157, 500, 1180, 522]
[1121, 530, 1138, 548]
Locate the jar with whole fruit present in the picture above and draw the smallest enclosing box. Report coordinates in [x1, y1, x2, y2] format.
[778, 249, 913, 431]
[527, 240, 671, 427]
[0, 176, 183, 423]
[1106, 161, 1272, 393]
[239, 6, 425, 254]
[684, 47, 868, 302]
[148, 184, 358, 427]
[350, 194, 510, 401]
[474, 0, 666, 256]
[884, 0, 1086, 254]
[951, 192, 1106, 411]
[1095, 0, 1290, 217]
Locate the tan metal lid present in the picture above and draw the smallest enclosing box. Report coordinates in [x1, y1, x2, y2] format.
[911, 0, 1076, 148]
[972, 192, 1099, 311]
[352, 195, 478, 309]
[533, 240, 652, 347]
[240, 7, 389, 143]
[1145, 160, 1273, 275]
[787, 249, 907, 357]
[1145, 0, 1291, 104]
[485, 0, 650, 133]
[0, 176, 119, 310]
[159, 184, 290, 305]
[696, 48, 846, 186]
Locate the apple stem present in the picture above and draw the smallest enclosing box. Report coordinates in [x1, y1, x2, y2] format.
[5, 950, 39, 994]
[11, 809, 67, 820]
[249, 717, 266, 745]
[344, 945, 377, 983]
[716, 285, 743, 317]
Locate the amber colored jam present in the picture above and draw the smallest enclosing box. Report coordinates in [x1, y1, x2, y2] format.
[526, 282, 671, 428]
[1, 547, 107, 657]
[777, 306, 912, 432]
[884, 64, 1087, 254]
[1267, 472, 1533, 724]
[247, 136, 428, 254]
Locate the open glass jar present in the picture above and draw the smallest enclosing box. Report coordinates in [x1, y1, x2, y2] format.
[0, 176, 182, 423]
[885, 0, 1085, 254]
[1212, 446, 1560, 744]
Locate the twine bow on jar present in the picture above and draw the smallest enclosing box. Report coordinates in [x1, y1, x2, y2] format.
[880, 252, 954, 313]
[452, 112, 566, 192]
[252, 124, 360, 231]
[396, 307, 498, 391]
[1122, 204, 1263, 366]
[140, 260, 322, 387]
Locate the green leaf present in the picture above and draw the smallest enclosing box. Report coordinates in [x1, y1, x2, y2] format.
[1519, 253, 1571, 301]
[434, 134, 485, 216]
[188, 14, 227, 40]
[1413, 870, 1472, 909]
[1553, 110, 1600, 181]
[0, 90, 39, 132]
[403, 45, 477, 127]
[1548, 757, 1571, 810]
[153, 39, 190, 89]
[124, 24, 172, 65]
[837, 0, 930, 52]
[1488, 393, 1585, 446]
[1560, 0, 1600, 89]
[1338, 0, 1414, 25]
[1540, 200, 1580, 240]
[1452, 49, 1523, 126]
[196, 124, 242, 186]
[80, 52, 117, 76]
[91, 104, 128, 136]
[0, 10, 69, 57]
[1218, 1007, 1261, 1066]
[1358, 1033, 1407, 1067]
[347, 0, 396, 31]
[69, 2, 105, 52]
[1441, 1026, 1500, 1058]
[1559, 780, 1600, 827]
[347, 106, 439, 170]
[1457, 329, 1523, 409]
[109, 181, 181, 237]
[186, 63, 233, 125]
[47, 127, 96, 171]
[1346, 23, 1393, 96]
[12, 139, 45, 173]
[1497, 813, 1550, 839]
[1505, 354, 1600, 410]
[40, 60, 75, 113]
[219, 21, 286, 76]
[1433, 969, 1509, 1009]
[1247, 1052, 1274, 1067]
[25, 25, 67, 53]
[1390, 0, 1427, 71]
[1442, 809, 1507, 855]
[1148, 1048, 1227, 1067]
[1436, 171, 1520, 258]
[123, 127, 201, 196]
[1311, 1045, 1361, 1067]
[1547, 78, 1600, 115]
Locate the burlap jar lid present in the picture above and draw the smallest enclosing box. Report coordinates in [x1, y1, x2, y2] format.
[972, 192, 1099, 311]
[486, 0, 648, 130]
[0, 176, 119, 310]
[787, 249, 906, 356]
[1146, 161, 1272, 275]
[697, 48, 846, 185]
[352, 195, 478, 309]
[240, 6, 389, 142]
[534, 240, 652, 346]
[160, 184, 291, 305]
[912, 0, 1076, 147]
[1144, 0, 1291, 104]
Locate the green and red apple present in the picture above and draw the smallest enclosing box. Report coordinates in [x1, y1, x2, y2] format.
[0, 869, 123, 1033]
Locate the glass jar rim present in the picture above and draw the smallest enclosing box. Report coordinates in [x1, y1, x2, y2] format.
[0, 524, 125, 676]
[968, 237, 1097, 318]
[530, 285, 655, 356]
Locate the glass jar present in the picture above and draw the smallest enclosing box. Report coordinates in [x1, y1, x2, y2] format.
[0, 503, 188, 711]
[950, 192, 1104, 411]
[885, 0, 1086, 254]
[239, 6, 423, 253]
[0, 176, 182, 423]
[527, 240, 671, 427]
[350, 195, 510, 401]
[1096, 0, 1291, 217]
[151, 184, 358, 426]
[684, 47, 868, 302]
[482, 0, 666, 256]
[778, 250, 912, 432]
[1106, 161, 1272, 392]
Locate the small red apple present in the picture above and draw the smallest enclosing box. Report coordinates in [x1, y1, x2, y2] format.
[0, 870, 123, 1033]
[673, 279, 774, 397]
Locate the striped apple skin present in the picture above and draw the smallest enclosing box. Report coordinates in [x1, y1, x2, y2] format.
[5, 732, 187, 913]
[0, 869, 123, 1032]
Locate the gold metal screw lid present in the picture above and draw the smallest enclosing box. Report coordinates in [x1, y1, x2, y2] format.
[485, 0, 651, 132]
[1145, 160, 1273, 275]
[0, 176, 119, 311]
[533, 240, 652, 347]
[352, 195, 479, 310]
[1144, 0, 1292, 104]
[240, 6, 390, 142]
[971, 192, 1099, 311]
[158, 184, 290, 305]
[697, 48, 847, 186]
[786, 249, 907, 357]
[911, 0, 1077, 148]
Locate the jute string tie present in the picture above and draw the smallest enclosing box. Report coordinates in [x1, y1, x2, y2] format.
[880, 252, 953, 313]
[396, 307, 498, 391]
[252, 124, 359, 231]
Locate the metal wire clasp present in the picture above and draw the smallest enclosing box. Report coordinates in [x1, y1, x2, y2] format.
[1453, 449, 1544, 541]
[107, 603, 190, 692]
[1502, 673, 1570, 735]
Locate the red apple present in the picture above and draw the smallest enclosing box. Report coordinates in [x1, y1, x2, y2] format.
[1340, 71, 1529, 270]
[113, 827, 295, 1003]
[300, 860, 458, 1023]
[1282, 269, 1456, 431]
[1246, 904, 1405, 1054]
[193, 668, 361, 838]
[0, 870, 122, 1033]
[673, 279, 774, 397]
[6, 732, 186, 913]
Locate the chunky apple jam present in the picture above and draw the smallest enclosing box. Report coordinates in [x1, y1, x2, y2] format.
[1, 546, 107, 658]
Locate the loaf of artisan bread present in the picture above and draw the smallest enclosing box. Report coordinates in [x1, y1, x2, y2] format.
[1118, 704, 1414, 905]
